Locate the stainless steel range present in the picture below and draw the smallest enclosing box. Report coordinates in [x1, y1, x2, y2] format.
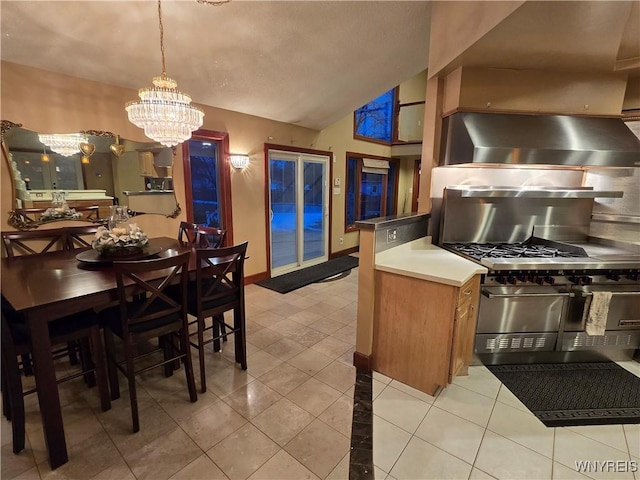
[439, 186, 640, 362]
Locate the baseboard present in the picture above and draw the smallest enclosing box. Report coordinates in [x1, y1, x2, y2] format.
[329, 245, 359, 259]
[244, 271, 269, 285]
[353, 351, 371, 372]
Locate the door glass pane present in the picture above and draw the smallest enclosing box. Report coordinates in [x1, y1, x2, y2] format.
[189, 139, 220, 227]
[360, 172, 384, 219]
[303, 161, 325, 262]
[270, 159, 297, 269]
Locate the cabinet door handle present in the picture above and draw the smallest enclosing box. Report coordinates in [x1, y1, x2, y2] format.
[463, 289, 473, 296]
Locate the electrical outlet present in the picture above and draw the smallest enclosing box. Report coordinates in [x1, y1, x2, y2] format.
[339, 237, 344, 245]
[387, 229, 397, 243]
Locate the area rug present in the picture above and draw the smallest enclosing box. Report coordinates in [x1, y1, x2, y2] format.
[256, 255, 359, 294]
[487, 362, 640, 427]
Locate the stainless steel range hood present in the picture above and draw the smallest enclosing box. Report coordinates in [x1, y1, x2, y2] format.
[439, 112, 640, 167]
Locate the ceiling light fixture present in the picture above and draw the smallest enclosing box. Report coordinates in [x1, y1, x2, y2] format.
[125, 0, 205, 147]
[229, 154, 249, 170]
[38, 133, 83, 157]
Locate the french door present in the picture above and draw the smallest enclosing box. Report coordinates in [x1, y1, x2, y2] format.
[268, 149, 329, 276]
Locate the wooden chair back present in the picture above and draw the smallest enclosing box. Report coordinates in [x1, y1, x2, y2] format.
[1, 229, 68, 257]
[177, 222, 198, 245]
[112, 251, 191, 339]
[196, 226, 226, 248]
[194, 241, 247, 319]
[65, 225, 101, 250]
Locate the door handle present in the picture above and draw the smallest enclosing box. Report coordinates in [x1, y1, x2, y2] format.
[270, 209, 274, 222]
[482, 289, 572, 299]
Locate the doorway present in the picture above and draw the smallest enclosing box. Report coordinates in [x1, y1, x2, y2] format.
[267, 148, 330, 277]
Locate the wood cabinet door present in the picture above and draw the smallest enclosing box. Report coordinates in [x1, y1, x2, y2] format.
[449, 299, 471, 383]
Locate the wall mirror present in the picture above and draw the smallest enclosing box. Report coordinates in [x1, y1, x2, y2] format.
[2, 121, 180, 229]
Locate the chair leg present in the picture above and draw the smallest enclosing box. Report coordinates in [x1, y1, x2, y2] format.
[89, 327, 111, 412]
[1, 366, 11, 421]
[197, 316, 207, 393]
[20, 353, 33, 376]
[180, 324, 197, 403]
[2, 354, 25, 453]
[233, 307, 247, 370]
[212, 317, 221, 353]
[122, 340, 139, 433]
[160, 335, 174, 378]
[219, 314, 228, 343]
[79, 338, 96, 388]
[67, 340, 79, 365]
[103, 329, 120, 400]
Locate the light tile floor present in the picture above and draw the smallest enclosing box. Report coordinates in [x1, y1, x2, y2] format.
[372, 362, 640, 480]
[2, 266, 640, 480]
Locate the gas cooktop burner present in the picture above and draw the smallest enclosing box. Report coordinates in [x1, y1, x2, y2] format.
[446, 242, 585, 261]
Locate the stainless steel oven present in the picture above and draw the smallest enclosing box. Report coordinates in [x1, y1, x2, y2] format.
[476, 284, 571, 353]
[438, 186, 640, 361]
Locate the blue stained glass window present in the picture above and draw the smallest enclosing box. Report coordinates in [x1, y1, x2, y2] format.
[354, 88, 396, 144]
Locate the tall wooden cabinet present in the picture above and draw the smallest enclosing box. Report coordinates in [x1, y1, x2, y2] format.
[372, 271, 481, 396]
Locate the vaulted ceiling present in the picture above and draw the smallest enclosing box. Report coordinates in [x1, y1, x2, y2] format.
[1, 1, 638, 134]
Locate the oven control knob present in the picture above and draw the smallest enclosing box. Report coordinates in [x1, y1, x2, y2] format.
[507, 276, 517, 285]
[536, 277, 546, 285]
[496, 275, 508, 285]
[545, 276, 555, 285]
[627, 272, 639, 281]
[606, 273, 620, 281]
[568, 276, 581, 285]
[517, 273, 529, 282]
[581, 276, 593, 285]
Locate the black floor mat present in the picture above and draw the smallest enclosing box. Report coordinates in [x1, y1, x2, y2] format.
[256, 255, 359, 294]
[487, 362, 640, 427]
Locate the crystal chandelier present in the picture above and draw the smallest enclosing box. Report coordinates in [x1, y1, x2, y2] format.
[125, 0, 204, 147]
[38, 133, 84, 157]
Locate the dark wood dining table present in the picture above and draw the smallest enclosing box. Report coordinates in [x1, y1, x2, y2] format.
[0, 237, 195, 469]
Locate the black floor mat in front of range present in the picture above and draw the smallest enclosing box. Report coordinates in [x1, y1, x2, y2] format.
[487, 362, 640, 427]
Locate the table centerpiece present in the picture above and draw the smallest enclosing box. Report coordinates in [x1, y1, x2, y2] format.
[92, 223, 149, 257]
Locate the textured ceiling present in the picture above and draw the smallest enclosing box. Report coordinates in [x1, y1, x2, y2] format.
[1, 1, 637, 134]
[0, 0, 432, 131]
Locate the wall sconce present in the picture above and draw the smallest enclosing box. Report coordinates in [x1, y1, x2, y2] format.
[230, 154, 250, 170]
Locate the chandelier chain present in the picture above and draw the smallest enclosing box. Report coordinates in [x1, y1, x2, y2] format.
[157, 0, 166, 78]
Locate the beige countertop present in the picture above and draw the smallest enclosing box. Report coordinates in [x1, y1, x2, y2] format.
[375, 237, 488, 287]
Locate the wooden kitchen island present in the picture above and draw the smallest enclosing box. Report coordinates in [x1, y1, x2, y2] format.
[371, 238, 487, 395]
[353, 211, 489, 396]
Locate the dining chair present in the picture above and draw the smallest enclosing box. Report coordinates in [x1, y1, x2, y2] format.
[187, 242, 248, 393]
[99, 250, 197, 432]
[1, 228, 90, 369]
[177, 221, 199, 245]
[1, 229, 68, 257]
[0, 304, 111, 454]
[195, 225, 226, 248]
[65, 224, 101, 250]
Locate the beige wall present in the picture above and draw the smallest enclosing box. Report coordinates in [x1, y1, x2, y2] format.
[428, 1, 524, 78]
[314, 113, 392, 252]
[1, 61, 425, 274]
[1, 61, 318, 276]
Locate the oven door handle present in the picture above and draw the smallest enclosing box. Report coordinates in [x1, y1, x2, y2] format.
[481, 289, 573, 299]
[579, 291, 640, 298]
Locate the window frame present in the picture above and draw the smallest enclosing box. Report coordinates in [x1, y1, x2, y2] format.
[344, 152, 399, 232]
[181, 129, 233, 245]
[353, 87, 399, 145]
